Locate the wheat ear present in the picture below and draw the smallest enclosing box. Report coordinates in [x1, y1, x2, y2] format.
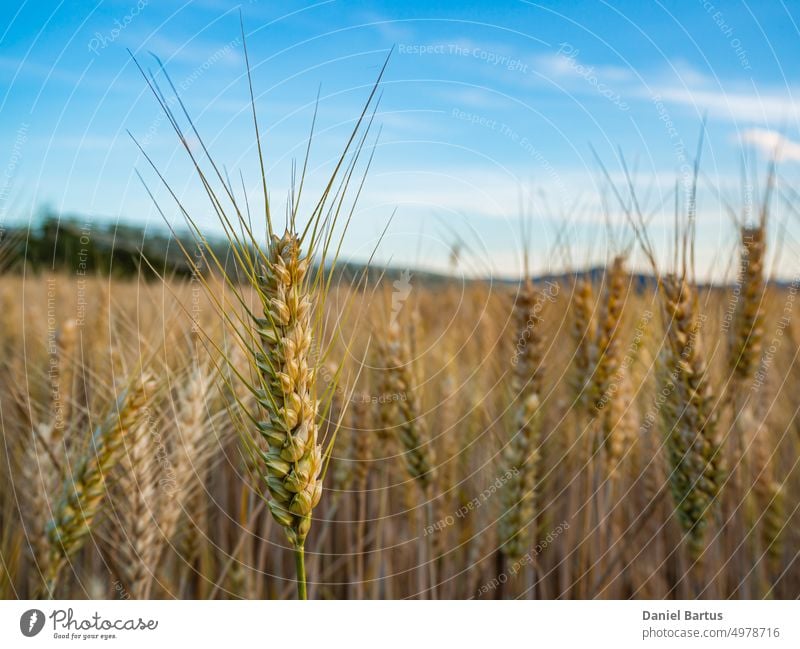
[499, 281, 545, 564]
[43, 373, 155, 597]
[377, 320, 438, 596]
[13, 410, 59, 580]
[351, 396, 373, 492]
[605, 368, 637, 479]
[330, 384, 353, 495]
[592, 255, 630, 473]
[728, 222, 767, 395]
[727, 224, 767, 487]
[253, 231, 322, 597]
[377, 321, 434, 490]
[659, 275, 721, 561]
[131, 39, 386, 598]
[160, 361, 218, 546]
[110, 361, 216, 600]
[112, 416, 162, 599]
[592, 258, 625, 407]
[751, 420, 784, 585]
[349, 395, 372, 599]
[568, 277, 595, 411]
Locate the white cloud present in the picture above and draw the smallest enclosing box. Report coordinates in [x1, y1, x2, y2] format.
[438, 87, 512, 110]
[739, 128, 800, 161]
[533, 53, 633, 84]
[650, 85, 800, 124]
[530, 53, 800, 126]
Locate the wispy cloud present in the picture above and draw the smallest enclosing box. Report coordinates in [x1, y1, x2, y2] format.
[649, 84, 800, 124]
[531, 52, 800, 126]
[534, 52, 633, 84]
[740, 128, 800, 161]
[356, 10, 417, 41]
[436, 87, 513, 110]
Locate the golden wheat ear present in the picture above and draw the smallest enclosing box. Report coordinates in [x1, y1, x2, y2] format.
[130, 25, 390, 598]
[376, 320, 435, 491]
[568, 276, 595, 412]
[495, 213, 549, 582]
[727, 165, 773, 397]
[42, 371, 156, 598]
[596, 133, 724, 568]
[498, 279, 546, 567]
[591, 254, 630, 473]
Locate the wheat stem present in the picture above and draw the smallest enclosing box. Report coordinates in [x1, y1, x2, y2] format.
[294, 545, 308, 600]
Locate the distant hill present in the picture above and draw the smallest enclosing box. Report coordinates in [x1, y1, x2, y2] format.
[1, 213, 225, 278]
[2, 212, 793, 290]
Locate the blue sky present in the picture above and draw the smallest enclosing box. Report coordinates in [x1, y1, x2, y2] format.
[2, 0, 799, 278]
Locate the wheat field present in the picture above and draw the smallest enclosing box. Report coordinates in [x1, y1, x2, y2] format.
[0, 223, 797, 599]
[4, 0, 800, 616]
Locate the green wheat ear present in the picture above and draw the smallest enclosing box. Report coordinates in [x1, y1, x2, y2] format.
[130, 24, 390, 598]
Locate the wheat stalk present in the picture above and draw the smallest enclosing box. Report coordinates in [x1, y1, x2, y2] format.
[130, 32, 386, 598]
